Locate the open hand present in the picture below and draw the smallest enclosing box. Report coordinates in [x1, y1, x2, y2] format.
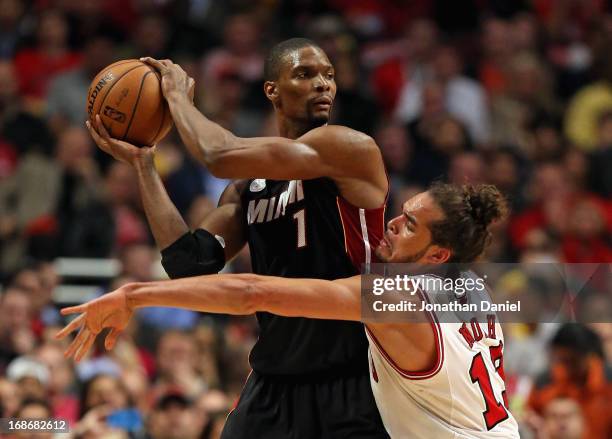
[86, 114, 155, 167]
[140, 57, 195, 102]
[55, 288, 134, 362]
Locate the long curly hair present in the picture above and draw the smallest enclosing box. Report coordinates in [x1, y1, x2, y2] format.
[428, 182, 509, 262]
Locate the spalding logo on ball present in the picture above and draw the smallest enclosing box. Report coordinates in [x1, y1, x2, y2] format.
[86, 59, 173, 146]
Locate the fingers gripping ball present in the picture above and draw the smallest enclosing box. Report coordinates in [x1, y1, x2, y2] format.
[86, 59, 173, 146]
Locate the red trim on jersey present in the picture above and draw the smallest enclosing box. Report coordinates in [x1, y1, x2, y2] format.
[336, 196, 386, 271]
[366, 289, 444, 380]
[227, 369, 252, 416]
[371, 356, 379, 383]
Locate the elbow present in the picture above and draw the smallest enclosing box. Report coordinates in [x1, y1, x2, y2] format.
[199, 149, 225, 176]
[202, 150, 236, 179]
[198, 134, 238, 178]
[208, 160, 231, 179]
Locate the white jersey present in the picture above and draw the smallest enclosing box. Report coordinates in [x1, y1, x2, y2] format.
[365, 279, 520, 438]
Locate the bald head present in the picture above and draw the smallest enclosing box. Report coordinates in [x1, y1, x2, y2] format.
[264, 38, 323, 81]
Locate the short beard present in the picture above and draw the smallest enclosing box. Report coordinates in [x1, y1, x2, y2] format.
[402, 244, 431, 263]
[378, 243, 431, 263]
[308, 113, 329, 128]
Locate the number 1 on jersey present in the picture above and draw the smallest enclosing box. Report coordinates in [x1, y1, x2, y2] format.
[293, 208, 306, 248]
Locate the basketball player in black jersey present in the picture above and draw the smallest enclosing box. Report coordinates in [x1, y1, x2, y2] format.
[84, 38, 389, 438]
[57, 182, 516, 437]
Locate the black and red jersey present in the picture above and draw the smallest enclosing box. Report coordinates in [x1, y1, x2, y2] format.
[240, 177, 385, 375]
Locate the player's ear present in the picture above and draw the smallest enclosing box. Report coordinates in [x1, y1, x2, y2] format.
[264, 81, 279, 104]
[425, 246, 451, 264]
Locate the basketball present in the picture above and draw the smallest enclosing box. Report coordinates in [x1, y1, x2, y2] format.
[86, 59, 173, 146]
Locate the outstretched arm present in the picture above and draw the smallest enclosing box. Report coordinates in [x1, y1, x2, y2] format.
[56, 274, 361, 360]
[56, 274, 436, 372]
[141, 58, 387, 197]
[126, 274, 361, 320]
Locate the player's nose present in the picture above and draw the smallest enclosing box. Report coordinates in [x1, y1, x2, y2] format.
[313, 74, 331, 92]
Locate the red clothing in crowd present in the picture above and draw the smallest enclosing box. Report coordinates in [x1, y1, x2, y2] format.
[509, 194, 612, 254]
[13, 49, 82, 99]
[562, 236, 612, 263]
[528, 357, 612, 439]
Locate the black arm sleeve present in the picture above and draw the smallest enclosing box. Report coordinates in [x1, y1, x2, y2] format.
[160, 228, 226, 279]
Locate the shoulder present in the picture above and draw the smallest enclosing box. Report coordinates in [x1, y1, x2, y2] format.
[219, 180, 249, 205]
[231, 179, 250, 194]
[301, 125, 379, 153]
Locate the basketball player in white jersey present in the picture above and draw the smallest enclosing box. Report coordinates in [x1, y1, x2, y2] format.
[57, 182, 521, 438]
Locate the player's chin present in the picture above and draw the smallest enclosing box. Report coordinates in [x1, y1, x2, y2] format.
[375, 245, 392, 262]
[309, 111, 330, 127]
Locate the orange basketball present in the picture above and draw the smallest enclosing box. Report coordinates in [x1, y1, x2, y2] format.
[86, 59, 173, 146]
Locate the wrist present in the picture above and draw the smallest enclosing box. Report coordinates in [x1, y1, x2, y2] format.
[133, 152, 156, 173]
[166, 91, 192, 107]
[122, 282, 140, 310]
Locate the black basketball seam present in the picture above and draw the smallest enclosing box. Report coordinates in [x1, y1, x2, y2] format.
[97, 64, 147, 125]
[147, 66, 166, 144]
[148, 65, 167, 145]
[149, 96, 166, 145]
[97, 63, 146, 111]
[122, 70, 153, 142]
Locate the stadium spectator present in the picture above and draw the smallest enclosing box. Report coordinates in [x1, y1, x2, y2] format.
[192, 324, 223, 390]
[9, 264, 61, 335]
[151, 330, 205, 400]
[561, 198, 612, 262]
[13, 10, 82, 106]
[371, 18, 439, 114]
[46, 31, 117, 133]
[6, 356, 49, 400]
[509, 162, 575, 251]
[404, 81, 472, 186]
[375, 120, 412, 186]
[125, 13, 170, 60]
[448, 151, 486, 186]
[0, 0, 27, 59]
[36, 342, 79, 423]
[0, 376, 21, 417]
[0, 287, 35, 371]
[396, 44, 490, 145]
[485, 147, 526, 211]
[13, 398, 54, 439]
[103, 162, 149, 252]
[477, 17, 515, 96]
[528, 115, 565, 162]
[0, 59, 53, 160]
[490, 52, 558, 152]
[78, 373, 134, 430]
[528, 324, 612, 439]
[538, 397, 585, 439]
[147, 391, 204, 439]
[200, 14, 264, 115]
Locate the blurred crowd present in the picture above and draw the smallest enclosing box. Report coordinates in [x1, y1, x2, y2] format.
[0, 0, 611, 438]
